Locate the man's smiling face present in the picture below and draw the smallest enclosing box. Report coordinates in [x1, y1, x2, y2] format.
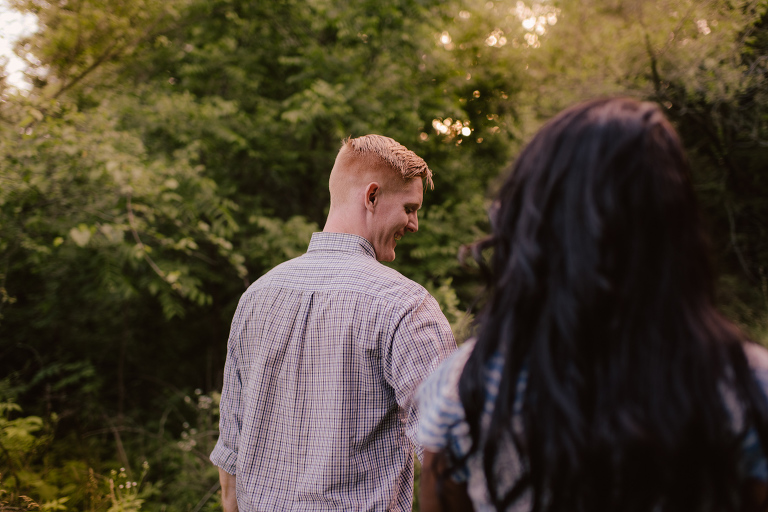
[369, 177, 423, 262]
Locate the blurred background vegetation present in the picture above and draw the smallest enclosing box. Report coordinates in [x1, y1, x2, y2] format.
[0, 0, 766, 509]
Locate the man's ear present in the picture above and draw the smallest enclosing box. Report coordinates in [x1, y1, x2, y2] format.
[364, 182, 380, 213]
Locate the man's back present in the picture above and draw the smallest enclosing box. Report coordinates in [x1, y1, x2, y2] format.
[211, 232, 456, 511]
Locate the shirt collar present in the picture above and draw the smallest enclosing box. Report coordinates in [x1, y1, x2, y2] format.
[307, 232, 376, 260]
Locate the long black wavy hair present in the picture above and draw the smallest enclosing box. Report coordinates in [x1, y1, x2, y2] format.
[456, 97, 768, 512]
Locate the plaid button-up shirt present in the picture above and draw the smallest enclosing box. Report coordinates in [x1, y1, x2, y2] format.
[211, 232, 456, 511]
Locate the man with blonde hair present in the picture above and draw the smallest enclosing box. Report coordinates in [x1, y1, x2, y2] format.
[211, 134, 456, 511]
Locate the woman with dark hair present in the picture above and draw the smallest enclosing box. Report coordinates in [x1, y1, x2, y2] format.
[417, 97, 768, 512]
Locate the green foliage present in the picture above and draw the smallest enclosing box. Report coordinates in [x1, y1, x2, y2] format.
[0, 390, 222, 510]
[244, 216, 318, 272]
[9, 0, 191, 99]
[1, 0, 767, 508]
[0, 400, 59, 507]
[530, 0, 768, 339]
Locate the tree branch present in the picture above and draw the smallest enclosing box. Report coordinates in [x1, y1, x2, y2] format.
[52, 9, 174, 100]
[725, 200, 756, 282]
[126, 194, 168, 281]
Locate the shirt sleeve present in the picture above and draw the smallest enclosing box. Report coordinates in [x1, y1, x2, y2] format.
[210, 292, 251, 474]
[415, 341, 475, 482]
[383, 292, 457, 462]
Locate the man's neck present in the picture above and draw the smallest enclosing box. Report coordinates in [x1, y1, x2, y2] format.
[323, 211, 367, 239]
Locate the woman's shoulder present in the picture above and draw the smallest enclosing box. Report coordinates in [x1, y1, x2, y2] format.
[736, 342, 768, 481]
[416, 340, 477, 451]
[742, 342, 768, 395]
[418, 339, 476, 405]
[743, 342, 768, 372]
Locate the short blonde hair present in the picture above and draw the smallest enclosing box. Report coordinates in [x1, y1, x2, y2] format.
[339, 134, 434, 190]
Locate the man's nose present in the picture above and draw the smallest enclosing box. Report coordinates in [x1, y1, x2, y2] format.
[407, 214, 418, 233]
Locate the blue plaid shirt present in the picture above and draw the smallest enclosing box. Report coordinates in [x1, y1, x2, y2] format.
[211, 232, 456, 511]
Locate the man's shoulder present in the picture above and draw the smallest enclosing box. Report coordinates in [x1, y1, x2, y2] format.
[338, 255, 431, 307]
[245, 250, 429, 305]
[246, 253, 304, 283]
[365, 260, 427, 291]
